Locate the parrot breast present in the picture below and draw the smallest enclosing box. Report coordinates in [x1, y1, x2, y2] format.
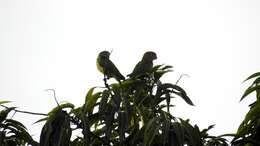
[96, 58, 104, 74]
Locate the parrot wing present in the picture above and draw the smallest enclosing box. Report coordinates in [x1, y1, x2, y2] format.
[128, 61, 153, 78]
[128, 61, 142, 77]
[106, 59, 125, 81]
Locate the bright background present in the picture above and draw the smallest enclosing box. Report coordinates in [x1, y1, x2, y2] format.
[0, 0, 259, 141]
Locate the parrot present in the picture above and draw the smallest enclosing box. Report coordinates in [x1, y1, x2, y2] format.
[96, 51, 125, 82]
[128, 51, 157, 78]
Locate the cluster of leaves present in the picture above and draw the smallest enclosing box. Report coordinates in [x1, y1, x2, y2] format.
[232, 72, 260, 146]
[0, 101, 37, 146]
[37, 64, 230, 146]
[1, 54, 259, 146]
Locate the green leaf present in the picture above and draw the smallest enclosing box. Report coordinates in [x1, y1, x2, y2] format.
[162, 120, 171, 146]
[0, 101, 11, 105]
[144, 117, 161, 146]
[120, 79, 138, 88]
[161, 65, 173, 70]
[0, 111, 8, 123]
[98, 90, 110, 116]
[10, 130, 36, 145]
[123, 95, 132, 124]
[5, 119, 27, 130]
[85, 87, 102, 114]
[171, 85, 194, 106]
[130, 126, 145, 145]
[47, 102, 74, 121]
[111, 89, 122, 111]
[240, 84, 260, 101]
[180, 119, 198, 146]
[118, 111, 127, 143]
[158, 104, 175, 111]
[85, 87, 96, 103]
[156, 83, 194, 106]
[34, 117, 48, 124]
[237, 103, 260, 136]
[243, 72, 260, 82]
[153, 65, 173, 81]
[86, 91, 101, 114]
[201, 124, 215, 136]
[88, 113, 100, 128]
[39, 121, 52, 146]
[40, 110, 71, 146]
[175, 92, 194, 106]
[152, 64, 164, 71]
[0, 107, 16, 123]
[166, 93, 171, 112]
[171, 122, 185, 146]
[81, 109, 90, 146]
[252, 76, 260, 85]
[104, 103, 116, 139]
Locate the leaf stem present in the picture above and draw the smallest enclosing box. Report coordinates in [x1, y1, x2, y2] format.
[0, 104, 47, 116]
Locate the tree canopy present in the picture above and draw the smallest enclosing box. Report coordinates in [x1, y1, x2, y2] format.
[0, 54, 259, 146]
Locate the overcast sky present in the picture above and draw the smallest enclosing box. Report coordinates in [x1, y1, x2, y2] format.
[0, 0, 259, 141]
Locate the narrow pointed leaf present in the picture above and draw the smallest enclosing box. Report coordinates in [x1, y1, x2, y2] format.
[240, 84, 260, 101]
[34, 117, 48, 124]
[243, 72, 260, 82]
[152, 64, 164, 71]
[48, 102, 74, 117]
[99, 90, 110, 116]
[118, 111, 126, 143]
[86, 92, 101, 113]
[0, 101, 11, 105]
[144, 117, 160, 146]
[5, 119, 27, 130]
[161, 65, 173, 70]
[252, 77, 260, 85]
[85, 87, 96, 103]
[172, 122, 185, 146]
[162, 120, 171, 146]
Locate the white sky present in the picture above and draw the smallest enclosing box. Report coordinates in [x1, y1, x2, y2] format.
[0, 0, 259, 141]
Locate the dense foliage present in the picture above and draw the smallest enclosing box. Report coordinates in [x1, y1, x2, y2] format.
[232, 72, 260, 146]
[0, 102, 37, 146]
[0, 63, 259, 145]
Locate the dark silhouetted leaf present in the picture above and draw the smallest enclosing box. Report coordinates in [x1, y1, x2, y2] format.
[144, 117, 160, 146]
[240, 84, 260, 101]
[243, 72, 260, 82]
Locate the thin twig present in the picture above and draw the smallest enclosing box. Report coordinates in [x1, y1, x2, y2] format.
[0, 104, 47, 116]
[10, 110, 17, 119]
[13, 109, 47, 116]
[176, 74, 189, 85]
[45, 89, 60, 107]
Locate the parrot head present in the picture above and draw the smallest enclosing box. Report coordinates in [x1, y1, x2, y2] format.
[98, 51, 110, 59]
[142, 51, 157, 62]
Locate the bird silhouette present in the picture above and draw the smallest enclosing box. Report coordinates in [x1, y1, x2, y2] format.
[97, 51, 125, 82]
[128, 51, 157, 78]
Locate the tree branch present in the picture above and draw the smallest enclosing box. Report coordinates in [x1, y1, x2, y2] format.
[0, 104, 47, 116]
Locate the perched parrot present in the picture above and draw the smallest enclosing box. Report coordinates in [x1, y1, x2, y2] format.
[128, 51, 157, 78]
[96, 51, 125, 82]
